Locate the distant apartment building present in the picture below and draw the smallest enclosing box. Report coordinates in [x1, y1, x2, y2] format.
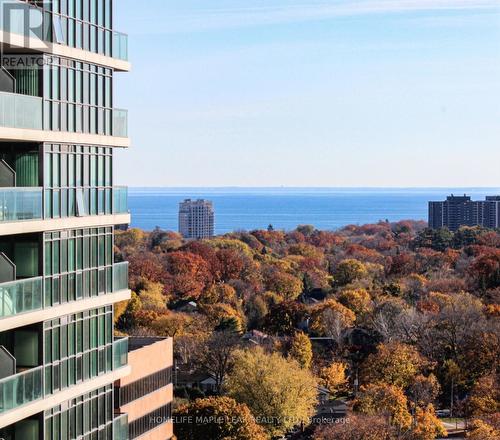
[179, 199, 215, 239]
[429, 194, 500, 231]
[115, 338, 173, 440]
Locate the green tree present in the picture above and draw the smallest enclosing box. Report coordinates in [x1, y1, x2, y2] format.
[174, 396, 268, 440]
[226, 347, 317, 437]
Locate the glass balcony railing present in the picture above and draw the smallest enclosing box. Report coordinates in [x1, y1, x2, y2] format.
[0, 365, 44, 413]
[113, 413, 129, 440]
[113, 337, 129, 370]
[112, 109, 128, 138]
[0, 263, 128, 321]
[113, 32, 129, 61]
[0, 339, 129, 414]
[0, 187, 43, 222]
[0, 91, 128, 138]
[0, 277, 43, 318]
[113, 186, 129, 214]
[0, 0, 128, 62]
[113, 261, 129, 292]
[0, 91, 43, 130]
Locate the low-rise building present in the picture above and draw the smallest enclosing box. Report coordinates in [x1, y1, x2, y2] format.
[115, 337, 174, 440]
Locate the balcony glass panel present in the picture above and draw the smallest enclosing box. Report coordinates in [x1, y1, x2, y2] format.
[0, 277, 43, 318]
[0, 338, 128, 414]
[112, 187, 128, 214]
[113, 261, 128, 292]
[112, 337, 128, 370]
[0, 366, 43, 413]
[113, 413, 129, 440]
[0, 92, 43, 130]
[0, 187, 43, 222]
[112, 109, 128, 137]
[112, 31, 129, 61]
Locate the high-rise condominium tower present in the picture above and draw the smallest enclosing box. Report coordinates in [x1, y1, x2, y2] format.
[429, 194, 500, 231]
[179, 199, 215, 239]
[0, 1, 171, 439]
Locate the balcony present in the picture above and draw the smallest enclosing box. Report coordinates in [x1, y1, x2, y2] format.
[113, 187, 129, 215]
[0, 91, 129, 142]
[113, 337, 129, 370]
[112, 109, 128, 138]
[0, 187, 43, 222]
[113, 32, 129, 62]
[0, 277, 43, 318]
[0, 92, 43, 131]
[0, 365, 43, 413]
[113, 413, 129, 440]
[0, 338, 129, 415]
[0, 0, 129, 63]
[0, 186, 128, 225]
[0, 262, 129, 321]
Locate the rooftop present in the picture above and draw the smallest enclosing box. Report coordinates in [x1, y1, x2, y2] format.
[128, 337, 168, 352]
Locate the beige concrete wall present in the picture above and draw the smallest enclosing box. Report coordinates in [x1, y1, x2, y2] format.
[0, 126, 130, 147]
[122, 385, 172, 422]
[136, 422, 174, 440]
[122, 338, 173, 386]
[117, 339, 174, 436]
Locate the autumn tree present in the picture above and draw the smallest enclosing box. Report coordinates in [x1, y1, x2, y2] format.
[314, 414, 398, 440]
[225, 347, 317, 437]
[411, 404, 447, 440]
[116, 291, 142, 330]
[263, 301, 306, 336]
[354, 383, 412, 431]
[362, 342, 428, 389]
[319, 361, 348, 396]
[309, 299, 356, 339]
[467, 417, 500, 440]
[174, 396, 268, 440]
[467, 374, 500, 416]
[137, 280, 167, 310]
[407, 374, 441, 411]
[164, 251, 212, 300]
[339, 288, 372, 316]
[289, 331, 313, 369]
[469, 248, 500, 290]
[334, 259, 368, 286]
[264, 269, 303, 301]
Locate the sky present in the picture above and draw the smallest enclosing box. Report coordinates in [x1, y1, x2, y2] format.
[113, 0, 500, 187]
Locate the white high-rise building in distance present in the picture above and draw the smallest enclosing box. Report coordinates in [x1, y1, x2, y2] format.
[179, 199, 215, 239]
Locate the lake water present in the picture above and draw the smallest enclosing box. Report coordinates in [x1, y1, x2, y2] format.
[128, 188, 500, 234]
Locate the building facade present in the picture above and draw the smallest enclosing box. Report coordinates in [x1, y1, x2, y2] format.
[0, 1, 135, 439]
[429, 194, 500, 231]
[114, 338, 173, 440]
[178, 199, 214, 239]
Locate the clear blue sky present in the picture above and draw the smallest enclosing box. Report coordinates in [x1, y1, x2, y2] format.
[113, 0, 500, 187]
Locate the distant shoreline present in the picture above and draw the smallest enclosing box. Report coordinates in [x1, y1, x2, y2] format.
[126, 188, 498, 234]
